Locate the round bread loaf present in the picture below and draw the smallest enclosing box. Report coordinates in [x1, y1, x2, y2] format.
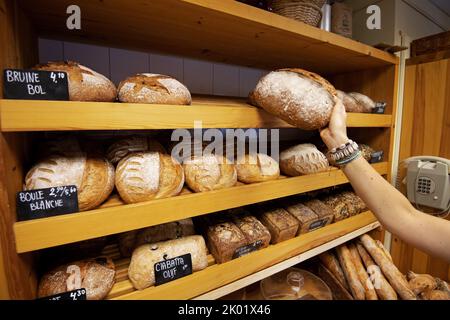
[183, 154, 237, 192]
[348, 92, 375, 113]
[128, 235, 208, 290]
[107, 136, 166, 165]
[25, 152, 115, 211]
[37, 257, 115, 300]
[337, 90, 365, 113]
[115, 151, 184, 203]
[118, 73, 191, 105]
[250, 68, 336, 130]
[280, 143, 329, 176]
[236, 153, 280, 183]
[33, 61, 117, 102]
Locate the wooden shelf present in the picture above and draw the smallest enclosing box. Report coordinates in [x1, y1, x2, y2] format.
[13, 162, 387, 253]
[18, 0, 397, 73]
[103, 211, 378, 300]
[0, 97, 392, 132]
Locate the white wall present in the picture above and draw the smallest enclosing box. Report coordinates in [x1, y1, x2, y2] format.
[38, 38, 268, 98]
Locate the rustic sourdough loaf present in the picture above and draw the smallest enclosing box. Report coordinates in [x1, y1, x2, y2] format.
[280, 143, 329, 176]
[107, 136, 166, 165]
[250, 68, 336, 130]
[348, 92, 376, 113]
[34, 61, 117, 102]
[118, 73, 191, 105]
[115, 151, 184, 203]
[236, 153, 279, 183]
[25, 152, 115, 211]
[337, 90, 365, 113]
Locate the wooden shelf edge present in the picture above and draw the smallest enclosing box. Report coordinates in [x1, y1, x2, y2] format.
[111, 212, 378, 300]
[0, 99, 393, 131]
[13, 162, 387, 253]
[194, 220, 381, 300]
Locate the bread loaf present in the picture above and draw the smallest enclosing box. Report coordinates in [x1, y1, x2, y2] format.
[303, 199, 334, 228]
[232, 213, 271, 249]
[359, 144, 375, 162]
[250, 68, 336, 130]
[348, 92, 375, 113]
[206, 221, 247, 264]
[282, 201, 319, 234]
[25, 153, 115, 211]
[118, 218, 195, 257]
[183, 155, 237, 192]
[34, 61, 117, 102]
[115, 151, 184, 203]
[128, 235, 208, 290]
[118, 73, 191, 105]
[107, 136, 166, 165]
[337, 90, 365, 113]
[322, 194, 350, 222]
[236, 153, 280, 183]
[258, 206, 299, 244]
[38, 257, 115, 300]
[280, 144, 329, 176]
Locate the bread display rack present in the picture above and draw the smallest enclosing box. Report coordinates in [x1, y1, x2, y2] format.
[0, 0, 399, 300]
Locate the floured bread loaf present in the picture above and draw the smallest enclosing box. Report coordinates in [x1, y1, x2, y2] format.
[280, 144, 329, 176]
[337, 90, 365, 113]
[183, 154, 237, 192]
[107, 136, 166, 165]
[115, 151, 184, 203]
[128, 235, 208, 290]
[25, 152, 115, 211]
[250, 68, 336, 130]
[34, 61, 117, 102]
[118, 73, 191, 105]
[236, 153, 279, 183]
[38, 257, 115, 300]
[348, 92, 376, 113]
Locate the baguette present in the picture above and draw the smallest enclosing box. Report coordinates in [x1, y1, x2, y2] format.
[359, 234, 416, 300]
[376, 239, 393, 262]
[348, 243, 378, 300]
[336, 244, 366, 300]
[318, 251, 349, 291]
[356, 243, 397, 300]
[317, 263, 353, 300]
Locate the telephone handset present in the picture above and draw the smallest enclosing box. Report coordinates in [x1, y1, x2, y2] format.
[397, 156, 450, 212]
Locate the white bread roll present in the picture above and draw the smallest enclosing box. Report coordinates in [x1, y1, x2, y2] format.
[107, 136, 166, 165]
[236, 153, 280, 183]
[118, 73, 191, 105]
[128, 235, 208, 290]
[250, 68, 336, 130]
[183, 154, 237, 192]
[25, 153, 115, 211]
[115, 152, 184, 203]
[33, 61, 117, 102]
[280, 143, 329, 176]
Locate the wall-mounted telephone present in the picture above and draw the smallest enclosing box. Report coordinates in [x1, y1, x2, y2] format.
[396, 156, 450, 214]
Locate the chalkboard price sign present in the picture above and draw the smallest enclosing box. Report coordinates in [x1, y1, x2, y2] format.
[38, 288, 87, 301]
[154, 254, 193, 286]
[16, 185, 79, 221]
[3, 69, 69, 100]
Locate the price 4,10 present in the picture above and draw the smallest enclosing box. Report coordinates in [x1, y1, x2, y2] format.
[50, 71, 66, 84]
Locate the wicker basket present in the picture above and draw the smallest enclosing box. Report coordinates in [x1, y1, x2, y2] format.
[271, 0, 324, 27]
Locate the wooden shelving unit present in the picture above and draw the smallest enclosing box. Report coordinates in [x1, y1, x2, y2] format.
[0, 0, 399, 300]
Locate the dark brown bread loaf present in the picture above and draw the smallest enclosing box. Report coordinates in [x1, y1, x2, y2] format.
[322, 194, 350, 222]
[303, 199, 334, 228]
[232, 213, 271, 249]
[206, 221, 247, 264]
[257, 206, 299, 244]
[282, 201, 319, 234]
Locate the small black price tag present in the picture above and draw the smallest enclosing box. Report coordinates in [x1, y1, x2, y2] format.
[232, 240, 263, 259]
[16, 185, 79, 221]
[370, 151, 384, 163]
[38, 288, 87, 301]
[372, 102, 387, 114]
[3, 69, 69, 100]
[309, 219, 327, 231]
[154, 253, 193, 286]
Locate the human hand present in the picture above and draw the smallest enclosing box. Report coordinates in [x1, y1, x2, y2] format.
[320, 98, 349, 150]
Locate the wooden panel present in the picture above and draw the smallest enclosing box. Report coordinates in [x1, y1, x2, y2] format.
[110, 212, 377, 300]
[392, 58, 450, 281]
[13, 163, 388, 253]
[18, 0, 397, 74]
[0, 97, 393, 132]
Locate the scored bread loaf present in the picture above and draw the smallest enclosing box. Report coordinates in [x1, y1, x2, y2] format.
[257, 206, 299, 244]
[231, 213, 271, 249]
[348, 92, 376, 113]
[118, 73, 191, 105]
[128, 235, 208, 290]
[38, 257, 115, 300]
[206, 221, 247, 264]
[118, 218, 196, 257]
[337, 90, 365, 113]
[183, 154, 237, 192]
[280, 144, 329, 176]
[236, 153, 280, 183]
[107, 136, 166, 165]
[34, 61, 117, 102]
[115, 151, 184, 203]
[25, 152, 115, 211]
[250, 68, 336, 130]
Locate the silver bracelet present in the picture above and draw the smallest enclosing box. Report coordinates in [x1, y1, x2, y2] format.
[335, 150, 362, 167]
[327, 140, 359, 164]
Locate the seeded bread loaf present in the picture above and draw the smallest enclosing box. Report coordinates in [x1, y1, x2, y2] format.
[206, 221, 247, 264]
[232, 213, 271, 249]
